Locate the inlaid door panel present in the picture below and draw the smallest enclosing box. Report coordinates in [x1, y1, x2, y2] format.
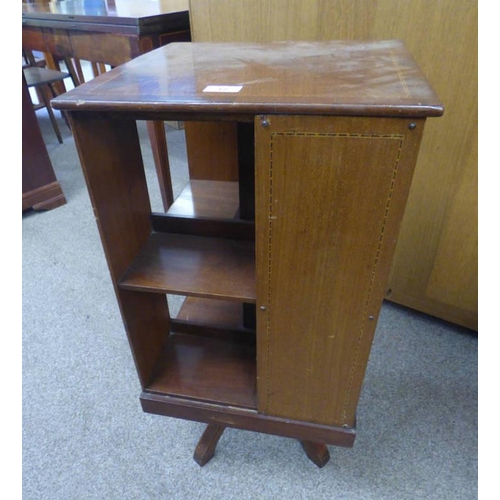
[255, 115, 425, 426]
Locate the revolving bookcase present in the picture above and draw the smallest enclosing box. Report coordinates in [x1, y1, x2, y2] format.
[53, 40, 443, 467]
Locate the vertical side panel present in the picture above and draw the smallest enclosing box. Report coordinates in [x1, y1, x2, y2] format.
[255, 115, 424, 427]
[185, 122, 239, 181]
[70, 114, 170, 388]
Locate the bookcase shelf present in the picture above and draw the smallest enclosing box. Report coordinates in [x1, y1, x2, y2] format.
[118, 232, 256, 302]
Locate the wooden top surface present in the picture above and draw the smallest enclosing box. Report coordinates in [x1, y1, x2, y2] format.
[22, 0, 189, 26]
[53, 40, 443, 117]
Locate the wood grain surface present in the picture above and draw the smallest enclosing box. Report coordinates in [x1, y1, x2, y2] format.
[189, 0, 477, 330]
[119, 232, 256, 302]
[185, 123, 239, 181]
[70, 115, 170, 387]
[52, 40, 442, 118]
[255, 115, 425, 426]
[167, 180, 239, 219]
[22, 73, 66, 211]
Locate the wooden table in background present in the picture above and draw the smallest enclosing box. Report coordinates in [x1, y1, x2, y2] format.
[22, 73, 66, 211]
[22, 0, 191, 209]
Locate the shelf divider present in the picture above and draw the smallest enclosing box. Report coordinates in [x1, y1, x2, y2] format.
[118, 232, 256, 302]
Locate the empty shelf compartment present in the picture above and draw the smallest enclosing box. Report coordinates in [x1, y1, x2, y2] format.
[145, 332, 257, 409]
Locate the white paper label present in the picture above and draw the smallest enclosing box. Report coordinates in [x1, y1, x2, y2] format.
[203, 85, 243, 93]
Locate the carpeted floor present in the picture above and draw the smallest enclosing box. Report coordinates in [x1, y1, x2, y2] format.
[22, 102, 478, 500]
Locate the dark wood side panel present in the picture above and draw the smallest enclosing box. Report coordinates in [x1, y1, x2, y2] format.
[158, 29, 191, 46]
[255, 115, 425, 427]
[185, 122, 239, 181]
[42, 28, 72, 57]
[69, 32, 136, 66]
[22, 26, 47, 52]
[69, 114, 169, 387]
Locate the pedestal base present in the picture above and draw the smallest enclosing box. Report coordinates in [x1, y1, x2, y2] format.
[300, 441, 331, 468]
[193, 423, 226, 466]
[193, 423, 331, 468]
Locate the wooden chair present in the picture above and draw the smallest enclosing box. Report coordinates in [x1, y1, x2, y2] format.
[23, 66, 71, 144]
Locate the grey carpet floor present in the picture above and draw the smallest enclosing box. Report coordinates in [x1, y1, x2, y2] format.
[23, 108, 478, 500]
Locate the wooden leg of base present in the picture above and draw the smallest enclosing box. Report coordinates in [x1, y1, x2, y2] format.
[300, 441, 330, 468]
[193, 423, 226, 467]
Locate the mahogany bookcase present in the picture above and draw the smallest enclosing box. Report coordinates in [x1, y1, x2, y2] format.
[53, 40, 443, 467]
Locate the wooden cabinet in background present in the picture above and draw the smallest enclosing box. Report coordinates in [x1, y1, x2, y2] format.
[188, 0, 478, 330]
[53, 40, 442, 466]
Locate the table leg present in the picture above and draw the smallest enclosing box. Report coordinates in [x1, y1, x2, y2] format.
[300, 441, 331, 468]
[63, 57, 82, 87]
[193, 423, 226, 467]
[43, 52, 68, 95]
[146, 120, 174, 211]
[22, 73, 66, 212]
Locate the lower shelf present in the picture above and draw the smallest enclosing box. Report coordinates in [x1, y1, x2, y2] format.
[146, 332, 257, 409]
